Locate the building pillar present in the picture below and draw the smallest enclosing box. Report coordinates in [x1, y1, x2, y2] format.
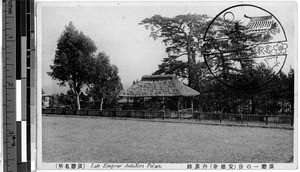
[191, 98, 194, 112]
[177, 98, 180, 111]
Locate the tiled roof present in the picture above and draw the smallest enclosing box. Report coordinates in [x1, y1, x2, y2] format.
[244, 15, 275, 33]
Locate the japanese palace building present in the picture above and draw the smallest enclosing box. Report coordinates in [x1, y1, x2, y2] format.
[120, 74, 200, 111]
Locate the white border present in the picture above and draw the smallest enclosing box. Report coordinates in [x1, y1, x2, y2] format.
[35, 1, 298, 171]
[36, 0, 43, 169]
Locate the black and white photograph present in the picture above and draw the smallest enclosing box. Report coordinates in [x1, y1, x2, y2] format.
[36, 1, 297, 170]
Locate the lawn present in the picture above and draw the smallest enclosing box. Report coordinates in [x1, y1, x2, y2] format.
[42, 115, 294, 163]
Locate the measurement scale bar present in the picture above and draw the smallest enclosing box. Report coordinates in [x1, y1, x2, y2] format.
[3, 0, 34, 171]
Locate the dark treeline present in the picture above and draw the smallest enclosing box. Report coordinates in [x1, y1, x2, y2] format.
[192, 66, 294, 114]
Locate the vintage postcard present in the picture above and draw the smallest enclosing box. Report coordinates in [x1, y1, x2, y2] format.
[36, 1, 297, 170]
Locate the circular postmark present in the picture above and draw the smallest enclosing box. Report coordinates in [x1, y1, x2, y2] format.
[202, 4, 288, 90]
[223, 11, 235, 23]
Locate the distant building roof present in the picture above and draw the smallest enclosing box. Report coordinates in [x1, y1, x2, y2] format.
[42, 94, 52, 97]
[244, 15, 275, 33]
[121, 74, 200, 97]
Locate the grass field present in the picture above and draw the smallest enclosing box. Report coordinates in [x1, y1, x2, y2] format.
[42, 115, 294, 163]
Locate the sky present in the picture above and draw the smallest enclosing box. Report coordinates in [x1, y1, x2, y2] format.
[38, 1, 297, 95]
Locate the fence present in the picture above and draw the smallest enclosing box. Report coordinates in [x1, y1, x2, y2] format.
[42, 108, 294, 127]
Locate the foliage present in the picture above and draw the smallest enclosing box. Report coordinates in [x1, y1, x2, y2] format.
[87, 52, 123, 110]
[48, 22, 123, 110]
[202, 19, 274, 87]
[56, 91, 75, 108]
[140, 14, 210, 87]
[132, 79, 139, 86]
[195, 65, 294, 115]
[48, 22, 97, 110]
[57, 90, 90, 109]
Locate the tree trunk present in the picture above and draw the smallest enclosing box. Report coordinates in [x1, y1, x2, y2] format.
[187, 37, 196, 87]
[217, 48, 227, 81]
[76, 92, 81, 110]
[188, 57, 196, 87]
[187, 38, 195, 87]
[221, 54, 227, 81]
[100, 98, 103, 111]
